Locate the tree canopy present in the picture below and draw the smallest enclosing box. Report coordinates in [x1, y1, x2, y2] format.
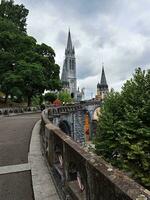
[0, 0, 61, 106]
[0, 0, 28, 32]
[58, 91, 72, 104]
[95, 68, 150, 189]
[44, 92, 57, 103]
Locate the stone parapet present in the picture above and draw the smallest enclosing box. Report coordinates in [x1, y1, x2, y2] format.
[40, 109, 150, 200]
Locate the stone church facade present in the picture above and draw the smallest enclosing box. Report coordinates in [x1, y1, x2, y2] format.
[61, 30, 77, 99]
[61, 30, 108, 101]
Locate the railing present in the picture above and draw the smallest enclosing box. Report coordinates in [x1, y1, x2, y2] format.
[40, 108, 150, 200]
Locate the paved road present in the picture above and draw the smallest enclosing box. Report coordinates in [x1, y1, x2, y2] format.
[0, 113, 40, 200]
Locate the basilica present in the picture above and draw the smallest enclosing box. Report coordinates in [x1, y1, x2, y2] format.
[61, 30, 108, 101]
[61, 30, 77, 98]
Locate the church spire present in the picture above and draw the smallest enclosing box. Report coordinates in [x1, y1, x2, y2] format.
[96, 63, 109, 100]
[66, 29, 72, 51]
[61, 29, 77, 99]
[100, 63, 107, 85]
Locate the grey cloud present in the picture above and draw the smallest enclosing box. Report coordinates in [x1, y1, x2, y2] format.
[50, 0, 120, 17]
[77, 56, 97, 79]
[15, 0, 150, 94]
[95, 33, 116, 48]
[57, 31, 81, 49]
[73, 39, 81, 49]
[133, 41, 150, 67]
[135, 19, 150, 36]
[57, 31, 66, 46]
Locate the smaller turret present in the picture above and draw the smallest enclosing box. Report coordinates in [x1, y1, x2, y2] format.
[96, 63, 108, 100]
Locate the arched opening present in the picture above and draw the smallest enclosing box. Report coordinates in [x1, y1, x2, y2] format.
[84, 111, 90, 142]
[92, 107, 101, 137]
[59, 120, 71, 136]
[92, 107, 101, 121]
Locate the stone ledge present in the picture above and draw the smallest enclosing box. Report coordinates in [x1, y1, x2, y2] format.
[29, 120, 60, 200]
[45, 121, 150, 200]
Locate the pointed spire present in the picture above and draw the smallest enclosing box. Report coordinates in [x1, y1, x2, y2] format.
[66, 29, 72, 51]
[100, 63, 107, 85]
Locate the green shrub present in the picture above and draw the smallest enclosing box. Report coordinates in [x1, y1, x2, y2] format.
[95, 68, 150, 189]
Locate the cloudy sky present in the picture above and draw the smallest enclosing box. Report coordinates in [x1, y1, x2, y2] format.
[15, 0, 150, 98]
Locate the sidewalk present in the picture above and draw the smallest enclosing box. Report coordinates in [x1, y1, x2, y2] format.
[28, 120, 60, 200]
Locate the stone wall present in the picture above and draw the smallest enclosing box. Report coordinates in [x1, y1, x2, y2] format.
[46, 101, 101, 144]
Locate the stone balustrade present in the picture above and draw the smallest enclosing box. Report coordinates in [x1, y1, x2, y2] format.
[41, 108, 150, 200]
[0, 106, 40, 116]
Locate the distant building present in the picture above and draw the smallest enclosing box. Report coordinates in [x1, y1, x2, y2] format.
[96, 64, 108, 100]
[76, 87, 82, 101]
[61, 30, 77, 99]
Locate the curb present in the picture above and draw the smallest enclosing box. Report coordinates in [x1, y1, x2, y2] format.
[28, 120, 60, 200]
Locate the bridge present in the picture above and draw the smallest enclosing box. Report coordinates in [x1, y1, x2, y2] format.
[0, 102, 149, 200]
[46, 100, 101, 144]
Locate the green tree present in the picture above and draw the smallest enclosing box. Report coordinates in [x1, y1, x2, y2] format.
[31, 95, 44, 107]
[0, 0, 28, 32]
[44, 92, 57, 103]
[10, 87, 23, 103]
[95, 68, 150, 189]
[0, 17, 37, 103]
[15, 61, 46, 106]
[35, 43, 62, 91]
[58, 91, 72, 104]
[0, 1, 61, 106]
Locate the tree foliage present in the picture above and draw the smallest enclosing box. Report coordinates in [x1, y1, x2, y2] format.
[0, 0, 28, 32]
[58, 91, 72, 104]
[0, 1, 61, 106]
[44, 92, 57, 103]
[95, 68, 150, 189]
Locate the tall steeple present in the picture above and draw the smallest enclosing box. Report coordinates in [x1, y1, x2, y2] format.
[65, 29, 74, 55]
[67, 29, 72, 50]
[61, 29, 77, 99]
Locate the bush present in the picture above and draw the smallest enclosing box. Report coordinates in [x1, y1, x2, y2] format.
[95, 68, 150, 189]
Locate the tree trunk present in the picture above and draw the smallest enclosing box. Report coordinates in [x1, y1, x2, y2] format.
[4, 93, 8, 104]
[27, 96, 32, 107]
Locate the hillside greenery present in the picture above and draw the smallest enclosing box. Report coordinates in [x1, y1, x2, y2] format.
[95, 68, 150, 189]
